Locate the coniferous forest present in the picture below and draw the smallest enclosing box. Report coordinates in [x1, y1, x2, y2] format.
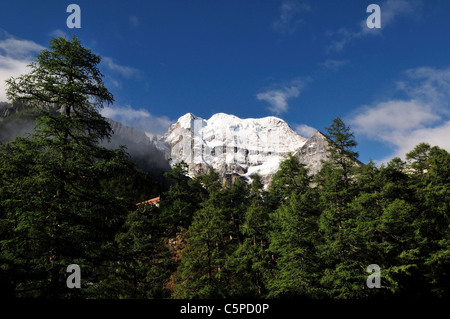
[1, 36, 449, 300]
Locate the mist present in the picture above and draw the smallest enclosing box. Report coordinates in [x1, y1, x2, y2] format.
[0, 102, 172, 180]
[0, 102, 36, 143]
[103, 118, 172, 179]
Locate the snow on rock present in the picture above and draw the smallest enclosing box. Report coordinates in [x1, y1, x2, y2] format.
[163, 112, 307, 184]
[294, 130, 330, 176]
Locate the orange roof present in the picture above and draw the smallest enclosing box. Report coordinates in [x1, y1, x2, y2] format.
[136, 196, 160, 206]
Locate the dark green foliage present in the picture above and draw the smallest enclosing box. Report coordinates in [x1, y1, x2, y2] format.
[101, 204, 173, 298]
[0, 36, 164, 298]
[268, 153, 311, 207]
[160, 161, 204, 235]
[168, 124, 450, 299]
[172, 170, 243, 298]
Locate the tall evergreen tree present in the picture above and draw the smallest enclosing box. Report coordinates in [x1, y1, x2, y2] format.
[268, 153, 311, 208]
[0, 36, 133, 298]
[267, 167, 322, 298]
[160, 161, 203, 235]
[315, 117, 364, 298]
[226, 175, 270, 297]
[406, 144, 450, 297]
[172, 169, 233, 298]
[102, 204, 173, 299]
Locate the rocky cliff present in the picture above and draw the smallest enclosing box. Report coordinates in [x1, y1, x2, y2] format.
[294, 130, 330, 175]
[162, 113, 329, 184]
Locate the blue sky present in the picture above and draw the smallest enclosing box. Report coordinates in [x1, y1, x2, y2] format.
[1, 0, 450, 164]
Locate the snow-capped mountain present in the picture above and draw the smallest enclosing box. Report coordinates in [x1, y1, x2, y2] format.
[1, 102, 331, 184]
[162, 112, 326, 184]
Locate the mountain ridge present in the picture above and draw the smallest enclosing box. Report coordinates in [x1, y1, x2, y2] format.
[0, 103, 331, 185]
[162, 112, 328, 184]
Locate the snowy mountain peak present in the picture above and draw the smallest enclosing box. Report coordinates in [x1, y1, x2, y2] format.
[176, 112, 203, 129]
[164, 112, 310, 183]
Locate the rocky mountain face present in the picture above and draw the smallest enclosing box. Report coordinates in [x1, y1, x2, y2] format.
[1, 103, 332, 185]
[294, 130, 330, 175]
[162, 113, 330, 184]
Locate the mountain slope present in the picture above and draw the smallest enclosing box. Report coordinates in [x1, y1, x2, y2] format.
[1, 103, 334, 185]
[294, 130, 330, 175]
[163, 112, 312, 184]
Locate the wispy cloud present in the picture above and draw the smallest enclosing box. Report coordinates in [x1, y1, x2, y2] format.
[257, 78, 309, 115]
[328, 0, 422, 52]
[293, 123, 317, 138]
[319, 59, 348, 72]
[49, 29, 68, 39]
[397, 67, 450, 108]
[128, 15, 140, 28]
[0, 31, 44, 102]
[272, 0, 311, 35]
[100, 105, 174, 136]
[349, 66, 450, 163]
[102, 57, 140, 78]
[0, 37, 44, 59]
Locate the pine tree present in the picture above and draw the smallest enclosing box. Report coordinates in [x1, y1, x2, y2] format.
[0, 36, 133, 298]
[160, 161, 203, 235]
[173, 170, 256, 298]
[172, 169, 233, 298]
[406, 142, 432, 176]
[267, 186, 322, 298]
[315, 117, 364, 298]
[407, 145, 450, 297]
[268, 153, 311, 208]
[103, 204, 173, 299]
[226, 175, 270, 297]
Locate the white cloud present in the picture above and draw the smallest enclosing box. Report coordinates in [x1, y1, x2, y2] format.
[294, 123, 317, 138]
[349, 66, 450, 163]
[0, 33, 44, 102]
[257, 79, 308, 115]
[351, 100, 439, 140]
[257, 88, 298, 115]
[100, 105, 174, 136]
[398, 67, 450, 108]
[0, 56, 31, 101]
[0, 37, 44, 59]
[49, 29, 68, 38]
[272, 0, 311, 34]
[102, 57, 140, 78]
[380, 122, 450, 163]
[328, 0, 422, 52]
[320, 59, 348, 71]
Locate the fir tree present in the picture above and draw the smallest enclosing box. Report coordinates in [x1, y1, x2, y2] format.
[0, 36, 133, 298]
[315, 117, 363, 298]
[103, 204, 173, 299]
[226, 175, 270, 297]
[160, 161, 203, 235]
